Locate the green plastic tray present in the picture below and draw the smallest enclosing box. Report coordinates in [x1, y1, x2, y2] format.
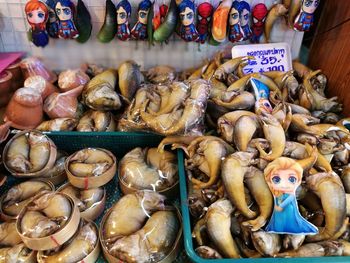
[0, 132, 184, 262]
[178, 150, 350, 263]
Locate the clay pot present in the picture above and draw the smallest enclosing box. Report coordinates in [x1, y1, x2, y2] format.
[4, 87, 43, 129]
[0, 71, 13, 107]
[43, 85, 83, 119]
[20, 57, 57, 84]
[7, 59, 24, 92]
[24, 75, 59, 100]
[58, 69, 90, 92]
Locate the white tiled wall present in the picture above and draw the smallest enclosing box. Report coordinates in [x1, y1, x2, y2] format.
[0, 0, 304, 70]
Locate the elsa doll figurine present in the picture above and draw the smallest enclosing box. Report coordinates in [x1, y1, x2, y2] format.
[264, 157, 318, 235]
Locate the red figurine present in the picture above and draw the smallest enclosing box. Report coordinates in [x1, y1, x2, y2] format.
[196, 2, 214, 44]
[251, 3, 267, 43]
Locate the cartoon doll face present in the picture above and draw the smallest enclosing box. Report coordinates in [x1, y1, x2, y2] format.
[302, 0, 320, 13]
[240, 8, 250, 27]
[27, 7, 46, 24]
[117, 6, 128, 24]
[256, 98, 273, 114]
[229, 7, 240, 26]
[138, 9, 149, 24]
[269, 169, 300, 194]
[55, 2, 72, 21]
[180, 7, 195, 27]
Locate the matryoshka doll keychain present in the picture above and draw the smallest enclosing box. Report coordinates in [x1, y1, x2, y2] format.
[178, 0, 199, 42]
[55, 0, 79, 39]
[264, 157, 318, 235]
[116, 0, 132, 41]
[25, 0, 49, 47]
[196, 1, 214, 44]
[228, 1, 244, 43]
[131, 0, 152, 40]
[293, 0, 320, 31]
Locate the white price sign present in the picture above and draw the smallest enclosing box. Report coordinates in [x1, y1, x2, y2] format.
[231, 42, 293, 74]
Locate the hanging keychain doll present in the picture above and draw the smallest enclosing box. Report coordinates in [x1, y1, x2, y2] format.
[116, 0, 132, 41]
[196, 1, 214, 44]
[250, 3, 267, 43]
[46, 0, 59, 38]
[238, 1, 252, 41]
[131, 0, 152, 40]
[25, 0, 49, 47]
[264, 157, 319, 235]
[228, 1, 244, 43]
[178, 0, 199, 42]
[55, 0, 79, 39]
[293, 0, 320, 31]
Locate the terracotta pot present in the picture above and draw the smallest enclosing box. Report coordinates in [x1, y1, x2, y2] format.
[4, 87, 44, 129]
[20, 57, 57, 84]
[43, 85, 83, 119]
[58, 69, 90, 92]
[0, 71, 13, 107]
[7, 59, 24, 91]
[24, 75, 59, 100]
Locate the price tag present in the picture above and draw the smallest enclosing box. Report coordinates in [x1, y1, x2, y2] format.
[231, 42, 292, 74]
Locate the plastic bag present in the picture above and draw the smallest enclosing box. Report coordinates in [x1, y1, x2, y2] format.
[58, 69, 90, 92]
[77, 110, 116, 132]
[118, 79, 210, 136]
[43, 85, 84, 119]
[0, 244, 34, 262]
[20, 57, 57, 83]
[119, 147, 178, 192]
[24, 75, 58, 100]
[101, 190, 180, 262]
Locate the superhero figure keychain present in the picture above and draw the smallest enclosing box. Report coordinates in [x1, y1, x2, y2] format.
[116, 0, 132, 41]
[196, 1, 213, 44]
[178, 0, 199, 42]
[55, 0, 79, 39]
[250, 3, 267, 43]
[131, 0, 152, 40]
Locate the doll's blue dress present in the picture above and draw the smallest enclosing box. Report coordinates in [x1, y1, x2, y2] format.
[265, 193, 318, 235]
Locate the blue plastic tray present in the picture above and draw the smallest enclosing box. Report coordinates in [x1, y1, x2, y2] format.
[0, 132, 184, 262]
[178, 150, 350, 263]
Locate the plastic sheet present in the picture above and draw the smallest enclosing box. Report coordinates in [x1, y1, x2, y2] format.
[77, 110, 116, 132]
[0, 243, 34, 262]
[39, 219, 98, 262]
[101, 190, 180, 262]
[58, 69, 90, 92]
[67, 148, 114, 177]
[0, 180, 53, 218]
[119, 147, 178, 192]
[20, 192, 72, 238]
[118, 79, 210, 136]
[59, 184, 104, 213]
[3, 130, 56, 176]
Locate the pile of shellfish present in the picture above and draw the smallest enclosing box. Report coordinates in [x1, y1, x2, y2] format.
[156, 54, 350, 259]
